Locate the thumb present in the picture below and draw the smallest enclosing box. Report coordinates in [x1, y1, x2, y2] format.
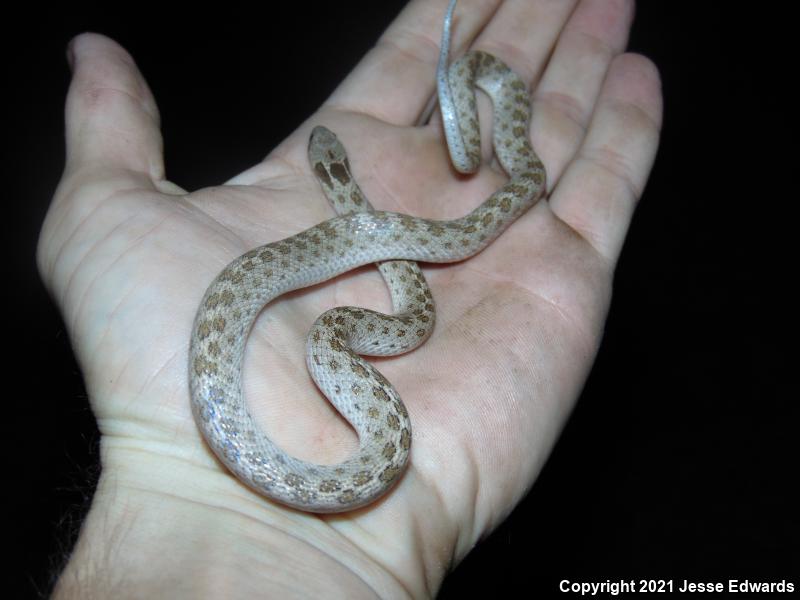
[64, 33, 165, 185]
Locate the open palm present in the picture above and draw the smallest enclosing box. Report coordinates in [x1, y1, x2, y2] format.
[40, 0, 661, 596]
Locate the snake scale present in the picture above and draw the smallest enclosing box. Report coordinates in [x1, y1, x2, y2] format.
[189, 0, 546, 512]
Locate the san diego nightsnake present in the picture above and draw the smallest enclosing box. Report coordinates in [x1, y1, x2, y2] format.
[189, 0, 546, 512]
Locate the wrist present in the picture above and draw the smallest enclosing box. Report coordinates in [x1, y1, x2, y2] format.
[52, 438, 414, 599]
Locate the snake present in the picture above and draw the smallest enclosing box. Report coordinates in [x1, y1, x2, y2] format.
[188, 0, 546, 512]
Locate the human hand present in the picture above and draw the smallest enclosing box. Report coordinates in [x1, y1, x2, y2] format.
[39, 0, 661, 596]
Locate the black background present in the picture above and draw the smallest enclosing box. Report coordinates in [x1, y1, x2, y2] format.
[5, 1, 794, 597]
